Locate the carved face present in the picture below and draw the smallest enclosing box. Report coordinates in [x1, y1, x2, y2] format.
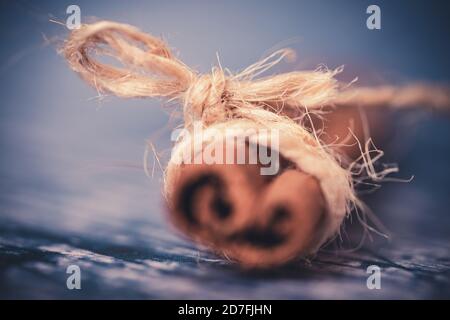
[170, 149, 327, 268]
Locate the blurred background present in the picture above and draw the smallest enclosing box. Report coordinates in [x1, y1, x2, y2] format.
[0, 0, 449, 299]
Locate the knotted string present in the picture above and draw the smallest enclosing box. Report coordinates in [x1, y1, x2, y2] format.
[62, 21, 350, 128]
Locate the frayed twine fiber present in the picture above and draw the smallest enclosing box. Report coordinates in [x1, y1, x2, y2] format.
[62, 21, 450, 255]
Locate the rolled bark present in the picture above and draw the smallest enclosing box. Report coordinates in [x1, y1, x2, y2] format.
[169, 145, 328, 268]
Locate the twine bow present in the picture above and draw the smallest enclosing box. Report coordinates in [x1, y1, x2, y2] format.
[63, 21, 345, 127]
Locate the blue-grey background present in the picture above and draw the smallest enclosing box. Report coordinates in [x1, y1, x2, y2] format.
[0, 0, 449, 299]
